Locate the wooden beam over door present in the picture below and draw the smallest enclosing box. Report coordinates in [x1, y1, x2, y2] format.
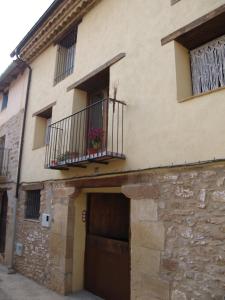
[22, 183, 44, 191]
[161, 4, 225, 49]
[32, 101, 56, 117]
[66, 174, 129, 188]
[67, 52, 126, 92]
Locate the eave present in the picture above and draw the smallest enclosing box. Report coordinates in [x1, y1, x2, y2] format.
[11, 0, 100, 63]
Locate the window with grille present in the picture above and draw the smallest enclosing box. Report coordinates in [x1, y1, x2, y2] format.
[25, 190, 41, 220]
[54, 29, 77, 85]
[191, 35, 225, 95]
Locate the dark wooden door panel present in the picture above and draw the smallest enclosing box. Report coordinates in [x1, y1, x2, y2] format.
[85, 193, 130, 300]
[0, 191, 8, 254]
[88, 193, 129, 241]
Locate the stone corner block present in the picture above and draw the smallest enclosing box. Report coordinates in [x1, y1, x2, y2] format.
[131, 246, 161, 276]
[53, 186, 78, 199]
[132, 274, 170, 300]
[131, 198, 158, 222]
[131, 221, 165, 251]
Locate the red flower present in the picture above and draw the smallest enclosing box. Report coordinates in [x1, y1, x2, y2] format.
[88, 128, 104, 141]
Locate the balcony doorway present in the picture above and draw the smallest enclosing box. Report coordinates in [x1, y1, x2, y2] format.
[45, 64, 126, 169]
[87, 88, 108, 155]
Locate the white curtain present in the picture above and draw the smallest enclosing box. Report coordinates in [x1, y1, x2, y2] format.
[190, 35, 225, 95]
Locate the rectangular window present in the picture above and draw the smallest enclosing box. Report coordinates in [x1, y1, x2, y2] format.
[54, 29, 77, 85]
[191, 35, 225, 95]
[1, 92, 8, 111]
[33, 106, 52, 149]
[25, 190, 41, 220]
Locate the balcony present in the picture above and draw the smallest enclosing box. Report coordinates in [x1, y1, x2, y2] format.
[45, 98, 126, 169]
[0, 148, 9, 180]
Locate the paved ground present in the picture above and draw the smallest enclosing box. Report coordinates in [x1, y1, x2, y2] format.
[0, 265, 103, 300]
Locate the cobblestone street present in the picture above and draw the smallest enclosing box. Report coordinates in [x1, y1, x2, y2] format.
[0, 266, 102, 300]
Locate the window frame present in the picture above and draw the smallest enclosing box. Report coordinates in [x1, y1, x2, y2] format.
[1, 92, 8, 111]
[54, 28, 77, 85]
[32, 104, 54, 150]
[190, 35, 225, 95]
[161, 5, 225, 101]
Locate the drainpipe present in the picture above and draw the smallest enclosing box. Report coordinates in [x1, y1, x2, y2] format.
[8, 50, 32, 273]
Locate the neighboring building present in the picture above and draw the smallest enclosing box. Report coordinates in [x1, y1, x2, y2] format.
[7, 0, 225, 299]
[0, 60, 28, 266]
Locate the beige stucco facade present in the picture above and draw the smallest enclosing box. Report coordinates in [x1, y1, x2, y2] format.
[20, 0, 225, 183]
[0, 71, 28, 126]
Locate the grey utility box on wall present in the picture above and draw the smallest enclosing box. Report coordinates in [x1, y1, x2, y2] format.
[41, 213, 51, 228]
[15, 243, 23, 256]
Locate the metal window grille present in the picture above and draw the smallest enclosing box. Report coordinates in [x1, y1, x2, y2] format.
[191, 34, 225, 95]
[54, 29, 77, 85]
[25, 190, 41, 220]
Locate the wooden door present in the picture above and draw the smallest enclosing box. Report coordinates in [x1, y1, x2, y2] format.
[85, 193, 130, 300]
[0, 191, 8, 253]
[0, 136, 5, 175]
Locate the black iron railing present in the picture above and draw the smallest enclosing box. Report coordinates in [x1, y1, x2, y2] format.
[45, 98, 126, 169]
[0, 148, 9, 177]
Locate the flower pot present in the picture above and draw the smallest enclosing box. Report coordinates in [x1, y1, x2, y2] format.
[88, 148, 98, 155]
[51, 160, 58, 167]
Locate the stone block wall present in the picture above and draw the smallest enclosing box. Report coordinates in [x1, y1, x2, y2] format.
[159, 168, 225, 300]
[15, 182, 76, 295]
[123, 163, 225, 300]
[15, 187, 51, 285]
[0, 110, 24, 265]
[0, 109, 24, 182]
[14, 162, 225, 299]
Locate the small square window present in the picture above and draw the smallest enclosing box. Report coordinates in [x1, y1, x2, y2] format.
[33, 106, 52, 149]
[54, 28, 77, 85]
[1, 92, 8, 111]
[25, 190, 41, 220]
